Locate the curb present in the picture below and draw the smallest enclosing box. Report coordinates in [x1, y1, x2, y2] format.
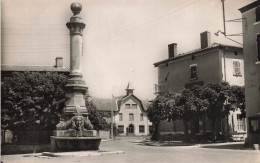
[42, 151, 125, 157]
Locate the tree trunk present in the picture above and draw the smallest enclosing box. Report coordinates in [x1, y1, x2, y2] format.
[225, 116, 229, 141]
[211, 119, 216, 142]
[151, 122, 159, 140]
[183, 120, 188, 141]
[203, 118, 206, 141]
[195, 118, 200, 134]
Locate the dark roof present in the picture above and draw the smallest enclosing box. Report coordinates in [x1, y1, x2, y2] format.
[154, 43, 243, 67]
[93, 96, 150, 112]
[141, 99, 150, 111]
[92, 98, 117, 112]
[239, 1, 260, 13]
[1, 65, 70, 72]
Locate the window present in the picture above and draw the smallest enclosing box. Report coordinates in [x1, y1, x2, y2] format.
[118, 125, 124, 134]
[257, 34, 260, 61]
[249, 117, 260, 133]
[190, 64, 197, 80]
[256, 7, 260, 22]
[139, 125, 145, 133]
[233, 61, 241, 76]
[129, 113, 134, 121]
[140, 114, 143, 121]
[132, 104, 137, 109]
[237, 114, 245, 131]
[125, 104, 131, 109]
[119, 113, 123, 121]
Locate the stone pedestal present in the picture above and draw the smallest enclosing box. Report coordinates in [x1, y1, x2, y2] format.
[51, 136, 101, 152]
[50, 3, 101, 152]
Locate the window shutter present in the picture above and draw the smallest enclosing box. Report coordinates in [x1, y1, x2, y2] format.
[233, 61, 241, 75]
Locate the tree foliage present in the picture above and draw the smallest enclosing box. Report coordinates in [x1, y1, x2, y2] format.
[147, 82, 245, 141]
[1, 72, 68, 131]
[147, 91, 180, 140]
[147, 91, 179, 124]
[1, 71, 111, 132]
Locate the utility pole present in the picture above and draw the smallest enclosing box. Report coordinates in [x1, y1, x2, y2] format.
[221, 0, 226, 35]
[214, 0, 243, 46]
[111, 94, 114, 139]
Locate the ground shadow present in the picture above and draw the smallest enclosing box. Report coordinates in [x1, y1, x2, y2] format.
[201, 143, 252, 150]
[129, 140, 196, 147]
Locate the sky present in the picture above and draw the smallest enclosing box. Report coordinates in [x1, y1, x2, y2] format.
[1, 0, 254, 100]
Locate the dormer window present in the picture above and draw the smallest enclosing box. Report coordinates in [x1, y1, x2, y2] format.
[125, 104, 131, 109]
[132, 104, 137, 109]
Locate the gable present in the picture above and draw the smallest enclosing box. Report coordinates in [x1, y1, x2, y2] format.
[118, 94, 146, 113]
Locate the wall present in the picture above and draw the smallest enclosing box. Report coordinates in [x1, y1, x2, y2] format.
[157, 49, 222, 92]
[221, 50, 244, 86]
[98, 130, 110, 139]
[114, 96, 152, 136]
[1, 144, 51, 155]
[242, 6, 260, 146]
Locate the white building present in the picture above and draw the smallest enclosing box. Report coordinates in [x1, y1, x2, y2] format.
[93, 82, 153, 136]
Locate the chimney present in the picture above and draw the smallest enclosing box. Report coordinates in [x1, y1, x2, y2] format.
[55, 57, 63, 68]
[168, 43, 177, 58]
[200, 31, 211, 49]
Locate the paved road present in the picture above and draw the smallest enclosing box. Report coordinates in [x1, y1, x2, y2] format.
[2, 137, 260, 163]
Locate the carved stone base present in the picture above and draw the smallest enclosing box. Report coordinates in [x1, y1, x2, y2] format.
[50, 136, 101, 152]
[53, 129, 97, 137]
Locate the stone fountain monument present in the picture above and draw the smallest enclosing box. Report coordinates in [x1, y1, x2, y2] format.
[50, 2, 101, 152]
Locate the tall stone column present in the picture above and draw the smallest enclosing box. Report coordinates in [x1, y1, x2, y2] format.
[64, 2, 88, 117]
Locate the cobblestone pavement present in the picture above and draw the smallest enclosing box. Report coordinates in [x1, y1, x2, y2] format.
[2, 137, 260, 163]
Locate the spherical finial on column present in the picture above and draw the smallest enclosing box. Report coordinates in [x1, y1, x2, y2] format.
[71, 2, 82, 15]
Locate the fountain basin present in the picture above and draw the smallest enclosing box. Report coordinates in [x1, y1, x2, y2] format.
[51, 136, 101, 151]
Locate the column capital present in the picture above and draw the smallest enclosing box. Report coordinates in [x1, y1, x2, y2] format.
[66, 2, 85, 35]
[66, 17, 85, 35]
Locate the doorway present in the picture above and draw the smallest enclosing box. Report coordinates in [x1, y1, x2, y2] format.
[128, 124, 134, 136]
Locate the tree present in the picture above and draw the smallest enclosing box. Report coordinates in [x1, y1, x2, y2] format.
[182, 86, 208, 136]
[202, 82, 232, 142]
[1, 71, 111, 132]
[176, 86, 208, 139]
[147, 91, 180, 140]
[228, 85, 245, 117]
[1, 72, 68, 132]
[86, 101, 110, 131]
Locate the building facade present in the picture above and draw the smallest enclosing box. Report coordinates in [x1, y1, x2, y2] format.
[239, 1, 260, 146]
[154, 31, 246, 138]
[93, 83, 152, 136]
